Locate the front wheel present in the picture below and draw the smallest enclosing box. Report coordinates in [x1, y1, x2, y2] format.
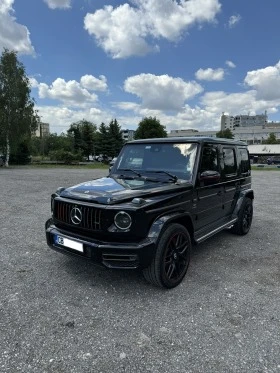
[143, 223, 191, 288]
[231, 197, 253, 235]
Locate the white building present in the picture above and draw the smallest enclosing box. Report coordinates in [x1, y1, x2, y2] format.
[35, 122, 50, 138]
[168, 125, 280, 144]
[121, 129, 135, 142]
[221, 113, 267, 131]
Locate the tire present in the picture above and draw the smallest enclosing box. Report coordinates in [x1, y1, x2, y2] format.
[231, 197, 253, 235]
[142, 223, 191, 289]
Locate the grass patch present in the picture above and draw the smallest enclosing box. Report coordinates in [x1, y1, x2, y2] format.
[24, 163, 109, 169]
[251, 166, 280, 171]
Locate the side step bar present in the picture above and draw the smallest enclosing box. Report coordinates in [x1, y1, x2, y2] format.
[195, 218, 237, 244]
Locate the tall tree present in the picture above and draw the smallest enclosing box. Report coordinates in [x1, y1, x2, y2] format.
[80, 120, 97, 160]
[67, 120, 97, 159]
[0, 49, 38, 166]
[107, 119, 124, 157]
[134, 117, 167, 139]
[216, 128, 234, 139]
[264, 132, 279, 144]
[68, 122, 83, 153]
[96, 122, 111, 156]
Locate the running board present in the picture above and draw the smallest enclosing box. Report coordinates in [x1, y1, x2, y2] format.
[195, 218, 238, 244]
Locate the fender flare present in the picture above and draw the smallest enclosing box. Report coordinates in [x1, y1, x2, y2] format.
[232, 189, 254, 218]
[147, 212, 194, 244]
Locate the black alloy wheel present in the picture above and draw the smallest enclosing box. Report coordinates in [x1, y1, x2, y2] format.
[231, 197, 253, 235]
[143, 223, 191, 288]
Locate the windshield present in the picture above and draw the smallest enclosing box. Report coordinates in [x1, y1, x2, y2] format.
[112, 142, 198, 181]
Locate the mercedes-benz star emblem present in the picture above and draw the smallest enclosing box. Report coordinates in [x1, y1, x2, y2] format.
[70, 207, 82, 225]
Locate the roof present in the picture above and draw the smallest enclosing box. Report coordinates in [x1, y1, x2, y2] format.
[248, 144, 280, 155]
[128, 136, 247, 146]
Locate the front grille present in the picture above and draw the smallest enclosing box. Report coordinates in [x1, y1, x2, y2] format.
[54, 200, 102, 230]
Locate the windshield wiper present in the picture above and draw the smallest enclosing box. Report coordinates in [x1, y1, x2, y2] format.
[145, 170, 178, 182]
[118, 168, 142, 177]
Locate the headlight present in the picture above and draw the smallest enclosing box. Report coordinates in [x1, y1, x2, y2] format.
[114, 211, 132, 230]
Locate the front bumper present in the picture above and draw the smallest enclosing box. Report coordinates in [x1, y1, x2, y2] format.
[45, 219, 156, 269]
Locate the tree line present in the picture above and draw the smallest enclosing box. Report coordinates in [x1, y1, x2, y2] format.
[31, 116, 167, 164]
[32, 119, 125, 163]
[4, 48, 278, 167]
[0, 49, 168, 166]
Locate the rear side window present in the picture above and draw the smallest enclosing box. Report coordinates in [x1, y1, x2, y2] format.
[200, 145, 219, 172]
[239, 148, 250, 174]
[223, 148, 237, 175]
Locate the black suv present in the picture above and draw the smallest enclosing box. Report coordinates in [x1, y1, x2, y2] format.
[45, 137, 254, 288]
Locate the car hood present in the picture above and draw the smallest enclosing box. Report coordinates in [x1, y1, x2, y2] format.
[59, 176, 188, 204]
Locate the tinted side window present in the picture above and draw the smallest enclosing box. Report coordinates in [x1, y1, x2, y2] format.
[239, 148, 250, 173]
[223, 148, 237, 175]
[200, 145, 219, 172]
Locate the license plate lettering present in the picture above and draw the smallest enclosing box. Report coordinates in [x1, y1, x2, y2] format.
[54, 235, 83, 253]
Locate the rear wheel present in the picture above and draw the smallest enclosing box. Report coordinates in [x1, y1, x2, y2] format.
[143, 223, 191, 288]
[231, 197, 253, 235]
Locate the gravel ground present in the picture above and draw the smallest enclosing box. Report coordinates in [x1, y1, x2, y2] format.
[0, 167, 279, 373]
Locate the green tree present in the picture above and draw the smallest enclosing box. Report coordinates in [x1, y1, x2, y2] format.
[264, 132, 279, 144]
[216, 128, 234, 139]
[68, 122, 83, 153]
[95, 122, 110, 156]
[0, 49, 38, 166]
[134, 117, 167, 139]
[68, 120, 97, 159]
[80, 120, 97, 159]
[45, 133, 72, 154]
[107, 119, 124, 157]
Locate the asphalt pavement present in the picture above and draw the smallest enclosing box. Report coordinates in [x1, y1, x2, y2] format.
[0, 167, 279, 373]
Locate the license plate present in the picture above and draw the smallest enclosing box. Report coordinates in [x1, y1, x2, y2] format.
[54, 234, 83, 253]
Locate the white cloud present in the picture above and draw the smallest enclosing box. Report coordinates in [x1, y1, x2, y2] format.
[228, 14, 241, 28]
[43, 0, 71, 9]
[0, 0, 34, 55]
[36, 105, 110, 133]
[226, 60, 236, 68]
[80, 74, 108, 91]
[201, 90, 279, 117]
[84, 0, 221, 58]
[244, 62, 280, 101]
[195, 67, 225, 81]
[38, 78, 98, 106]
[29, 77, 39, 88]
[112, 102, 141, 112]
[124, 73, 203, 110]
[114, 104, 220, 132]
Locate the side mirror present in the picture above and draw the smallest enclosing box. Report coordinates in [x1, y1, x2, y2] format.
[199, 170, 220, 185]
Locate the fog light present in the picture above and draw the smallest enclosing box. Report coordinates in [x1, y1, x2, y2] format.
[114, 211, 132, 230]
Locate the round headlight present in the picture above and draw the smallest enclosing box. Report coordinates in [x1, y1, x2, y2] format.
[114, 211, 132, 230]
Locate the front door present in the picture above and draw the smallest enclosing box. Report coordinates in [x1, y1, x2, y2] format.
[194, 144, 223, 231]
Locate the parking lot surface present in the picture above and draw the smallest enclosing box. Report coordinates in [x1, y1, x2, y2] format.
[0, 167, 279, 373]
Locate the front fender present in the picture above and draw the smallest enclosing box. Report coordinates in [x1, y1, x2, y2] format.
[147, 212, 194, 244]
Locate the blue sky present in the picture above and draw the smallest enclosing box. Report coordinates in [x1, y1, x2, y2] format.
[1, 0, 280, 133]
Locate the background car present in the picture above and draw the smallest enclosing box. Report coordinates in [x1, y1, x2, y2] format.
[109, 157, 117, 171]
[267, 156, 280, 165]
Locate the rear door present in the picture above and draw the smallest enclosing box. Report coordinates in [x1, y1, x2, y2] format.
[194, 144, 223, 230]
[221, 146, 239, 216]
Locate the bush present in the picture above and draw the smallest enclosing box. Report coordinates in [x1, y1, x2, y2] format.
[49, 150, 82, 164]
[9, 142, 32, 165]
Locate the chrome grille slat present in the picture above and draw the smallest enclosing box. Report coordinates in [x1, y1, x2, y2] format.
[54, 200, 102, 231]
